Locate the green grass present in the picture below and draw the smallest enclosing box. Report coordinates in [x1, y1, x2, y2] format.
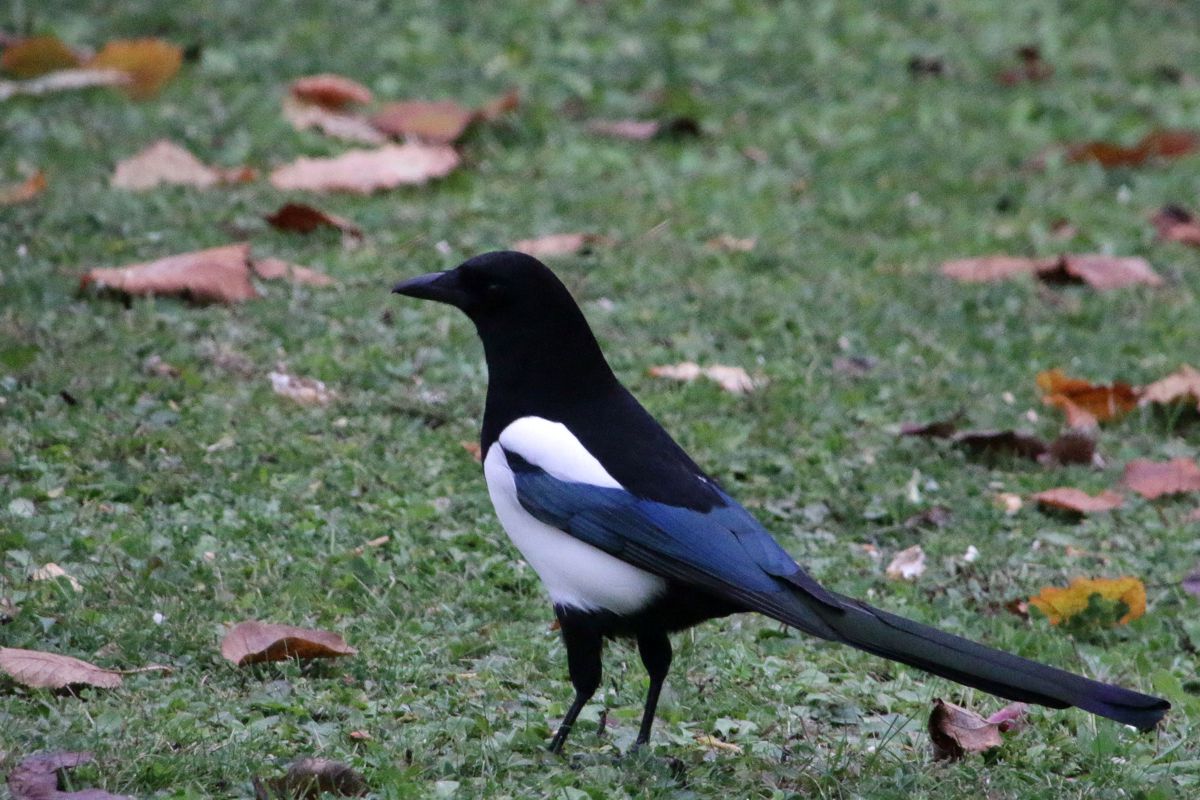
[3, 1, 1200, 797]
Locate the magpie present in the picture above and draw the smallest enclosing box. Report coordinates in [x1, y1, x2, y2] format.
[393, 250, 1169, 753]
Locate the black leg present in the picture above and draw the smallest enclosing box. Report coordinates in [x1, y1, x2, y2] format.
[635, 629, 673, 747]
[548, 618, 603, 754]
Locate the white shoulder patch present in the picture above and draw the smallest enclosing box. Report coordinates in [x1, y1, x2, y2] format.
[497, 416, 621, 489]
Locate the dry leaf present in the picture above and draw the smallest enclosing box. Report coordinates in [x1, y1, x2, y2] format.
[706, 234, 756, 253]
[1, 36, 82, 78]
[252, 258, 335, 287]
[1067, 129, 1199, 167]
[996, 45, 1052, 86]
[0, 170, 46, 205]
[290, 73, 372, 109]
[953, 429, 1048, 461]
[282, 95, 386, 144]
[87, 38, 181, 99]
[264, 203, 362, 238]
[350, 536, 389, 556]
[268, 370, 337, 405]
[220, 621, 356, 666]
[81, 243, 257, 304]
[30, 562, 82, 592]
[928, 698, 1025, 761]
[0, 647, 122, 689]
[1151, 205, 1200, 247]
[694, 735, 743, 754]
[0, 68, 130, 100]
[111, 140, 253, 191]
[1044, 429, 1099, 467]
[903, 506, 952, 529]
[649, 362, 762, 394]
[1122, 458, 1200, 499]
[461, 440, 483, 462]
[511, 232, 608, 258]
[1028, 576, 1146, 625]
[940, 255, 1046, 283]
[1037, 254, 1163, 291]
[1033, 487, 1124, 514]
[899, 411, 964, 438]
[1036, 369, 1137, 426]
[264, 757, 367, 799]
[7, 751, 129, 800]
[372, 100, 475, 144]
[1140, 364, 1200, 412]
[269, 143, 459, 193]
[886, 544, 926, 580]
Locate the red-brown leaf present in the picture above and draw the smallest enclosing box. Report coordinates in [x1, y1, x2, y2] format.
[928, 698, 1024, 760]
[1122, 458, 1200, 499]
[1067, 129, 1199, 167]
[290, 73, 372, 109]
[81, 243, 257, 304]
[264, 203, 362, 238]
[371, 100, 476, 144]
[220, 621, 356, 666]
[0, 170, 46, 205]
[1036, 369, 1137, 425]
[268, 144, 459, 193]
[1, 35, 82, 78]
[1033, 487, 1124, 514]
[0, 647, 122, 689]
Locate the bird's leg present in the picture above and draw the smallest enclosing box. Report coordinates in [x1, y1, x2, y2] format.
[634, 630, 673, 748]
[548, 618, 603, 754]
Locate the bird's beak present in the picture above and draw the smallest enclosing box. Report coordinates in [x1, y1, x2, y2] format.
[391, 270, 469, 307]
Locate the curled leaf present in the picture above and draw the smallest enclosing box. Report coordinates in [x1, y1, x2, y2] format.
[7, 751, 130, 800]
[263, 757, 367, 799]
[0, 647, 122, 689]
[929, 698, 1025, 760]
[264, 203, 362, 239]
[290, 74, 372, 109]
[221, 621, 356, 666]
[1028, 576, 1146, 625]
[1036, 369, 1137, 426]
[81, 243, 257, 304]
[1140, 365, 1200, 412]
[1032, 487, 1123, 514]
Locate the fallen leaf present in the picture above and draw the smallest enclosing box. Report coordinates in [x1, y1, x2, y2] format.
[282, 95, 386, 145]
[649, 362, 762, 394]
[1037, 254, 1163, 291]
[252, 258, 335, 287]
[87, 38, 182, 99]
[1033, 487, 1124, 514]
[350, 536, 389, 556]
[694, 735, 743, 753]
[269, 143, 459, 193]
[1028, 576, 1146, 625]
[886, 544, 926, 580]
[1140, 364, 1200, 412]
[372, 100, 475, 144]
[1122, 458, 1200, 499]
[265, 203, 362, 238]
[1, 36, 82, 78]
[1151, 205, 1200, 247]
[1044, 429, 1099, 467]
[0, 170, 46, 205]
[220, 621, 356, 666]
[290, 73, 372, 109]
[587, 117, 701, 140]
[348, 729, 372, 741]
[1067, 129, 1199, 168]
[1183, 566, 1200, 598]
[461, 441, 483, 462]
[706, 234, 756, 253]
[0, 68, 130, 101]
[7, 751, 129, 800]
[940, 255, 1047, 283]
[30, 562, 82, 592]
[996, 45, 1052, 86]
[1036, 369, 1137, 426]
[511, 232, 608, 258]
[263, 757, 367, 799]
[928, 699, 1025, 761]
[953, 429, 1048, 461]
[268, 370, 337, 405]
[899, 411, 964, 438]
[903, 506, 952, 529]
[0, 647, 122, 689]
[111, 140, 253, 191]
[81, 243, 257, 304]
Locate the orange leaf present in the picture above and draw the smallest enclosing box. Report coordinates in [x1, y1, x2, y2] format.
[88, 38, 182, 99]
[221, 621, 356, 665]
[1036, 369, 1137, 424]
[1067, 129, 1199, 167]
[81, 243, 257, 304]
[268, 144, 459, 193]
[0, 170, 46, 205]
[1140, 364, 1200, 412]
[1, 35, 81, 78]
[1122, 458, 1200, 499]
[264, 202, 362, 239]
[290, 73, 372, 109]
[1032, 487, 1124, 514]
[1028, 576, 1146, 625]
[371, 100, 476, 144]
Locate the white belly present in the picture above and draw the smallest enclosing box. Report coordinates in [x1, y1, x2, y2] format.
[483, 437, 666, 614]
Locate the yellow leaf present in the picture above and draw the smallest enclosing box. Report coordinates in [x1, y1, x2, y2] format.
[88, 38, 181, 99]
[1028, 576, 1146, 625]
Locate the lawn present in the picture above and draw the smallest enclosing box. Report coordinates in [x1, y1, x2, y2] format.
[2, 1, 1200, 797]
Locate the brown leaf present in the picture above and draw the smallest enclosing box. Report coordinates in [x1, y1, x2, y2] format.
[903, 506, 952, 529]
[268, 144, 459, 193]
[885, 544, 926, 580]
[1033, 487, 1124, 514]
[8, 751, 130, 800]
[995, 45, 1052, 86]
[953, 429, 1048, 461]
[264, 203, 362, 238]
[1036, 369, 1137, 425]
[1151, 205, 1200, 247]
[587, 117, 701, 141]
[268, 370, 337, 405]
[476, 88, 520, 122]
[649, 362, 763, 394]
[0, 170, 46, 205]
[511, 232, 608, 258]
[460, 440, 483, 462]
[899, 411, 964, 438]
[81, 243, 257, 304]
[372, 100, 476, 144]
[1, 36, 81, 78]
[265, 757, 367, 799]
[928, 699, 1024, 760]
[1140, 364, 1200, 412]
[1044, 429, 1099, 467]
[1036, 254, 1163, 291]
[87, 38, 181, 99]
[220, 621, 356, 666]
[1122, 458, 1200, 499]
[0, 68, 130, 100]
[1067, 129, 1199, 167]
[252, 258, 335, 287]
[939, 255, 1047, 283]
[0, 647, 122, 690]
[706, 234, 756, 253]
[290, 74, 372, 109]
[111, 140, 250, 191]
[282, 96, 386, 145]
